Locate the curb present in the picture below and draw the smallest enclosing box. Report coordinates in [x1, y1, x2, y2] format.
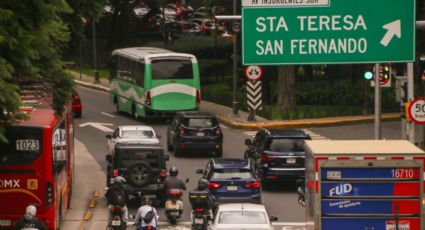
[74, 79, 401, 130]
[216, 113, 401, 130]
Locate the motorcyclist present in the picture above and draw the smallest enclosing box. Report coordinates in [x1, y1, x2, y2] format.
[15, 205, 48, 230]
[105, 176, 128, 220]
[134, 196, 159, 230]
[160, 166, 187, 192]
[192, 178, 215, 218]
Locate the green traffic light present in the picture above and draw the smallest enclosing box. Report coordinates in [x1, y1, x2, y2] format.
[364, 71, 373, 80]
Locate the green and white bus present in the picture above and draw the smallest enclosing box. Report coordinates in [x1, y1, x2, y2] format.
[109, 47, 201, 118]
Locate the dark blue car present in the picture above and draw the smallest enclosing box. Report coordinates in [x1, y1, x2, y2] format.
[196, 158, 262, 204]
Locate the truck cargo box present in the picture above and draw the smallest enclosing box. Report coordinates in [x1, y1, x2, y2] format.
[304, 140, 425, 230]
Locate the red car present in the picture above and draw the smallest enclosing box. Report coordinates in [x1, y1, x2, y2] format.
[72, 91, 82, 118]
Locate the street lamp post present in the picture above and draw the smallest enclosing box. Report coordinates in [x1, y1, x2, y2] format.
[232, 0, 238, 116]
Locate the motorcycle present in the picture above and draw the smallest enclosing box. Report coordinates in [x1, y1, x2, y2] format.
[189, 190, 212, 230]
[164, 178, 189, 224]
[107, 205, 127, 230]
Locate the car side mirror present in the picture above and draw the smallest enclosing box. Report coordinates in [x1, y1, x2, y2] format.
[106, 134, 112, 139]
[270, 216, 278, 222]
[185, 178, 190, 183]
[106, 155, 112, 163]
[196, 169, 204, 174]
[164, 155, 170, 161]
[245, 139, 252, 146]
[156, 134, 161, 139]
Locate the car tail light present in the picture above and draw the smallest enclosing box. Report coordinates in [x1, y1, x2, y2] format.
[160, 169, 167, 177]
[179, 127, 185, 136]
[113, 169, 119, 177]
[208, 182, 221, 189]
[196, 90, 201, 105]
[245, 181, 261, 189]
[261, 155, 276, 163]
[215, 127, 221, 136]
[145, 91, 151, 105]
[46, 182, 53, 207]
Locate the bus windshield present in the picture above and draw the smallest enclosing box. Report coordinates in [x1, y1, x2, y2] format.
[151, 59, 193, 80]
[0, 126, 43, 165]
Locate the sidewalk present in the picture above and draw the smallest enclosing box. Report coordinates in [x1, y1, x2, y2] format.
[70, 70, 400, 130]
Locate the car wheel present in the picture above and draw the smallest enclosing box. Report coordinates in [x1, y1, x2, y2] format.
[173, 140, 181, 157]
[127, 162, 152, 187]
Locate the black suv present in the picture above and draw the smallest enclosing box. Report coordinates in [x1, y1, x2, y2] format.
[106, 143, 169, 201]
[244, 129, 311, 185]
[167, 111, 223, 157]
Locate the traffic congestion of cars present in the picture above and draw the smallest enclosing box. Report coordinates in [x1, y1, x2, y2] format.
[104, 110, 310, 229]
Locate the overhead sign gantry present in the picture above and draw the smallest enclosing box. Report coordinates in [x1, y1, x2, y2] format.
[241, 0, 415, 65]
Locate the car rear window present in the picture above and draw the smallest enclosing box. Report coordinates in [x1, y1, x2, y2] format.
[212, 169, 253, 179]
[218, 211, 267, 224]
[122, 130, 154, 139]
[182, 118, 217, 128]
[266, 139, 306, 152]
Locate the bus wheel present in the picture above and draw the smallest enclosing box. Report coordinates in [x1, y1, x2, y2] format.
[132, 104, 138, 120]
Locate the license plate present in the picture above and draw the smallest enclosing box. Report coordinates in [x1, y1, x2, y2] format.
[195, 218, 204, 224]
[170, 211, 180, 216]
[227, 186, 238, 191]
[287, 158, 296, 164]
[196, 132, 205, 137]
[0, 219, 11, 226]
[111, 220, 121, 226]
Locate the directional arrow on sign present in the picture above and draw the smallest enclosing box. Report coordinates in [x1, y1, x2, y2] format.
[79, 122, 114, 132]
[380, 20, 401, 47]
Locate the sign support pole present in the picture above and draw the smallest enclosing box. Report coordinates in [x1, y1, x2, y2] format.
[374, 64, 382, 140]
[232, 0, 238, 116]
[407, 63, 415, 143]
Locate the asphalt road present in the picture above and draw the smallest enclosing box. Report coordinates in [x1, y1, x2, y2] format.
[69, 85, 406, 229]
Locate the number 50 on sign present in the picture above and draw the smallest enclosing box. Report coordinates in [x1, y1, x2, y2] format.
[408, 98, 425, 125]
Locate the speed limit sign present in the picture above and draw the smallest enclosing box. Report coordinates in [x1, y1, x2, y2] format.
[408, 98, 425, 124]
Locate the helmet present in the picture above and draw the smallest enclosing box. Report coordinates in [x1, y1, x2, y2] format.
[169, 166, 178, 177]
[198, 179, 209, 190]
[113, 176, 126, 184]
[142, 195, 152, 206]
[25, 205, 37, 217]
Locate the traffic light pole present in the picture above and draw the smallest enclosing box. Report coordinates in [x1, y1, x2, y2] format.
[374, 63, 382, 140]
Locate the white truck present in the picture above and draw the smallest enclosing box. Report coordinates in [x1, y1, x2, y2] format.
[303, 140, 425, 230]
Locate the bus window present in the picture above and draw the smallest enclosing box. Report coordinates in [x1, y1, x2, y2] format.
[0, 126, 43, 165]
[134, 62, 145, 87]
[151, 59, 193, 80]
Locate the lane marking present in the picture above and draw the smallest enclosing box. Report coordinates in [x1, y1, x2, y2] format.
[83, 210, 93, 221]
[101, 112, 115, 118]
[89, 199, 96, 208]
[93, 189, 100, 197]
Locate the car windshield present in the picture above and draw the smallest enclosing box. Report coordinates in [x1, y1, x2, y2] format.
[212, 169, 253, 179]
[182, 118, 217, 128]
[218, 211, 267, 224]
[266, 139, 305, 152]
[121, 130, 154, 139]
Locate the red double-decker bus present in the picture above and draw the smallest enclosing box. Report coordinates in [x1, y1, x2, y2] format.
[0, 85, 74, 229]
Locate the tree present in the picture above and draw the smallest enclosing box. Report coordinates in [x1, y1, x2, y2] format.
[276, 66, 296, 114]
[0, 1, 73, 142]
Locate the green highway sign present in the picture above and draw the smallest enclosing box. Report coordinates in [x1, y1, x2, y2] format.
[242, 0, 415, 65]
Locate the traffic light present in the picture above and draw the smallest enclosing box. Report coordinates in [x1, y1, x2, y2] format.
[364, 65, 373, 80]
[381, 64, 391, 82]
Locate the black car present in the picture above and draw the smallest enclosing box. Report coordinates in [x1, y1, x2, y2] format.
[244, 129, 311, 186]
[106, 143, 169, 202]
[167, 111, 223, 157]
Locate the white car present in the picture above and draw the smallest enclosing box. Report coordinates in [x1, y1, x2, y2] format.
[106, 125, 160, 155]
[209, 203, 278, 230]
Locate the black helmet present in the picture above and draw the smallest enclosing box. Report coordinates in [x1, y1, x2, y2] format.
[169, 166, 178, 176]
[198, 179, 209, 190]
[142, 195, 152, 205]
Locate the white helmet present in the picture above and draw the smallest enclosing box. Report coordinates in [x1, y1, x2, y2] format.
[25, 205, 37, 217]
[113, 176, 126, 184]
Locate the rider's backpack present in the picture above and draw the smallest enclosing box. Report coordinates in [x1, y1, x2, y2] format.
[143, 207, 155, 224]
[110, 188, 126, 207]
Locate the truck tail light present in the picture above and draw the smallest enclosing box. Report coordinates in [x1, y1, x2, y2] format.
[215, 127, 221, 136]
[160, 169, 167, 177]
[196, 90, 201, 105]
[113, 169, 119, 177]
[179, 127, 185, 136]
[245, 181, 261, 189]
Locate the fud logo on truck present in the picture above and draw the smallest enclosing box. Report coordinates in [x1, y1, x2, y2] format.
[329, 183, 352, 196]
